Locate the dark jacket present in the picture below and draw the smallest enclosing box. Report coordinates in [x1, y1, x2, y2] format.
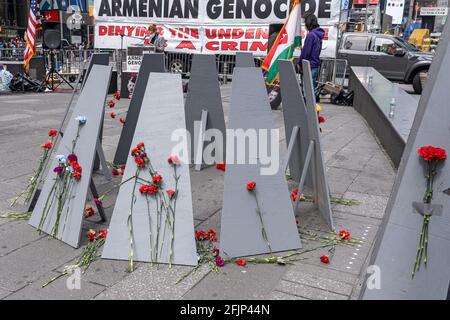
[298, 27, 324, 69]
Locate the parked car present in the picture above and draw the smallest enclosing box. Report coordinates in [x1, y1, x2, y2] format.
[337, 32, 433, 94]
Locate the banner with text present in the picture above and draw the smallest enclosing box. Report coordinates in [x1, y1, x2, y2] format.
[94, 0, 340, 56]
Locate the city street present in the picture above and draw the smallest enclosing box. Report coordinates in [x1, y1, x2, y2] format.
[0, 84, 398, 299]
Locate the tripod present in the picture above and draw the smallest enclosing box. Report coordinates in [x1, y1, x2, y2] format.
[41, 50, 73, 91]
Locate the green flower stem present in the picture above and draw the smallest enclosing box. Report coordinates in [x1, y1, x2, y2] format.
[301, 194, 361, 206]
[154, 195, 161, 264]
[38, 180, 58, 233]
[52, 170, 72, 238]
[253, 191, 272, 253]
[127, 169, 139, 273]
[145, 196, 154, 264]
[97, 175, 140, 201]
[424, 217, 429, 266]
[0, 212, 32, 220]
[11, 143, 51, 207]
[42, 238, 105, 288]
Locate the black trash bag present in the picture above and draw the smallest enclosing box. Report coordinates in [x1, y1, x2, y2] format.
[331, 89, 354, 106]
[9, 73, 44, 92]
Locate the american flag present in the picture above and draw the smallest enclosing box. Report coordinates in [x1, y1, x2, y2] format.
[23, 0, 42, 72]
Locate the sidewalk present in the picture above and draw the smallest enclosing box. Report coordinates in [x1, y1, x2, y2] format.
[0, 85, 395, 299]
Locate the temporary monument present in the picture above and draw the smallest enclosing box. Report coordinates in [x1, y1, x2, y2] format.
[102, 73, 197, 267]
[219, 67, 302, 258]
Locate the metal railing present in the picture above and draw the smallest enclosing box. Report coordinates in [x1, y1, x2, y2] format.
[1, 47, 274, 85]
[0, 47, 28, 61]
[318, 58, 348, 87]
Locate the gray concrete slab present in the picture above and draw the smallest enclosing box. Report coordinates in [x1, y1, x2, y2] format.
[267, 290, 307, 300]
[95, 264, 210, 300]
[0, 220, 44, 257]
[0, 237, 81, 291]
[5, 272, 105, 300]
[275, 279, 348, 300]
[183, 263, 287, 300]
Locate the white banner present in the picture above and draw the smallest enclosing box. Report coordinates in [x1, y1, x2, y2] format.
[94, 0, 340, 56]
[95, 21, 337, 57]
[94, 0, 290, 24]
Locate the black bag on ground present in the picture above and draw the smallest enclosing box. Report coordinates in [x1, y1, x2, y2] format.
[9, 73, 44, 92]
[331, 89, 354, 106]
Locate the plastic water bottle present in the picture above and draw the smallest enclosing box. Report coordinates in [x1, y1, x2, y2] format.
[389, 98, 396, 118]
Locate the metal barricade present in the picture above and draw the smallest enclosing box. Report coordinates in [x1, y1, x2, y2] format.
[0, 48, 26, 61]
[1, 48, 266, 86]
[164, 52, 262, 84]
[318, 58, 348, 87]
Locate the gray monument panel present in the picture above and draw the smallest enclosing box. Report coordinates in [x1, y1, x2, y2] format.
[219, 67, 302, 258]
[102, 73, 197, 266]
[113, 54, 165, 165]
[184, 54, 226, 163]
[82, 53, 109, 89]
[362, 20, 450, 299]
[302, 60, 334, 230]
[235, 52, 255, 68]
[278, 60, 312, 186]
[29, 65, 112, 248]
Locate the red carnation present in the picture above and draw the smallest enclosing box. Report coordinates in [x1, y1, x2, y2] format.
[147, 185, 158, 194]
[166, 189, 176, 198]
[108, 100, 115, 108]
[71, 161, 82, 172]
[113, 91, 121, 100]
[85, 206, 95, 218]
[216, 163, 226, 171]
[152, 175, 163, 184]
[246, 181, 256, 191]
[119, 117, 125, 124]
[339, 230, 351, 240]
[99, 229, 108, 239]
[139, 185, 149, 194]
[139, 184, 158, 195]
[417, 145, 447, 161]
[208, 228, 218, 242]
[41, 140, 53, 150]
[72, 171, 82, 180]
[110, 112, 116, 119]
[236, 258, 247, 267]
[130, 147, 140, 157]
[195, 230, 208, 241]
[48, 129, 58, 137]
[318, 116, 326, 123]
[112, 169, 120, 176]
[136, 142, 145, 150]
[135, 157, 145, 168]
[168, 155, 180, 166]
[320, 255, 330, 264]
[88, 229, 96, 242]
